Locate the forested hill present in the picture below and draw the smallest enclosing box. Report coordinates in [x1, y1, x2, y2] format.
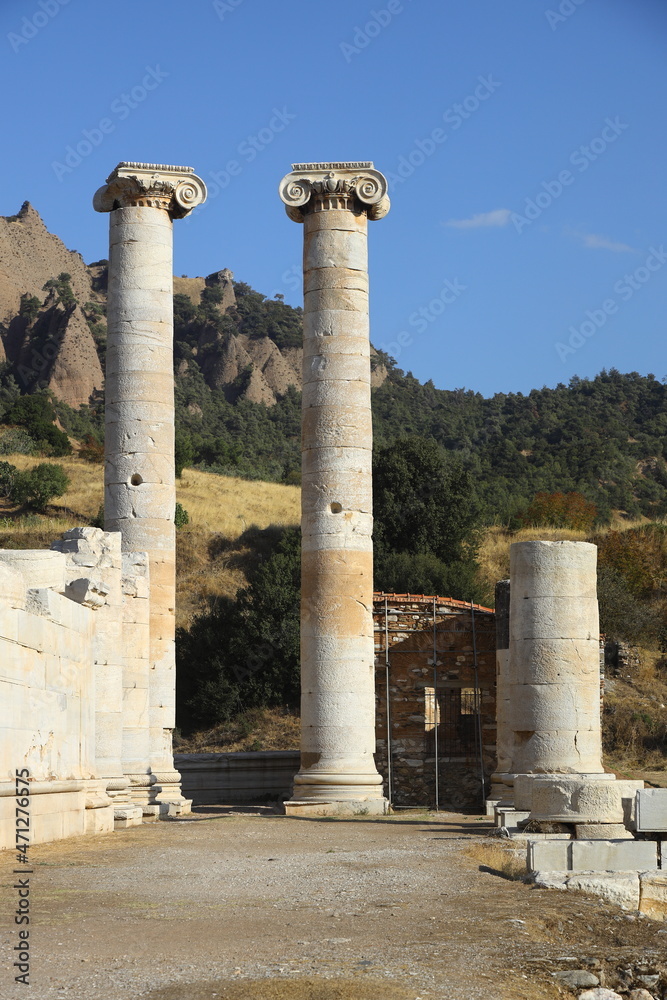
[0, 205, 665, 525]
[173, 281, 667, 522]
[370, 364, 667, 523]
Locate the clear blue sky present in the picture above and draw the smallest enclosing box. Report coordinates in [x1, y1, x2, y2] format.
[1, 0, 665, 397]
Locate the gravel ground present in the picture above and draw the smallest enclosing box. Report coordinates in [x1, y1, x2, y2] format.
[1, 808, 664, 1000]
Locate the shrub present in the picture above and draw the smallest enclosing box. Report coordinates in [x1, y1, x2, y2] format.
[520, 491, 598, 531]
[0, 461, 18, 500]
[0, 428, 35, 455]
[174, 502, 189, 529]
[78, 434, 104, 463]
[11, 463, 70, 512]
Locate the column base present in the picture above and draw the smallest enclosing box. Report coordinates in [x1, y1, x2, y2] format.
[287, 768, 388, 816]
[149, 769, 192, 816]
[84, 781, 115, 836]
[284, 797, 388, 818]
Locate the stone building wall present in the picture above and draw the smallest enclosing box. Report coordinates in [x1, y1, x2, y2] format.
[373, 595, 496, 811]
[0, 531, 153, 850]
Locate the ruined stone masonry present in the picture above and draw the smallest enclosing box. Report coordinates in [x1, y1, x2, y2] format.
[0, 163, 207, 849]
[279, 162, 390, 816]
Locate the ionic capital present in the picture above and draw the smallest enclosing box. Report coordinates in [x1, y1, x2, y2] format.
[279, 161, 390, 223]
[93, 162, 207, 219]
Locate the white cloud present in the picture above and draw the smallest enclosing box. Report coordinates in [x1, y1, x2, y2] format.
[445, 208, 511, 229]
[567, 228, 636, 253]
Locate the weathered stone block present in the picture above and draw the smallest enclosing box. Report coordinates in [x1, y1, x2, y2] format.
[639, 870, 667, 920]
[570, 839, 657, 871]
[636, 788, 667, 832]
[567, 872, 640, 909]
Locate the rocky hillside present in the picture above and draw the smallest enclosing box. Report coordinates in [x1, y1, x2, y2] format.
[0, 203, 386, 412]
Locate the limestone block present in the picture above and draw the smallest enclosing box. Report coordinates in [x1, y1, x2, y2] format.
[65, 577, 109, 608]
[570, 839, 657, 871]
[510, 596, 599, 641]
[511, 729, 603, 775]
[508, 637, 600, 684]
[510, 540, 597, 598]
[508, 682, 600, 733]
[304, 287, 368, 314]
[533, 871, 568, 889]
[302, 378, 371, 411]
[303, 230, 367, 272]
[0, 550, 66, 592]
[302, 334, 370, 360]
[636, 788, 667, 831]
[0, 562, 26, 607]
[639, 871, 667, 919]
[575, 824, 634, 839]
[301, 510, 372, 545]
[567, 872, 640, 909]
[302, 354, 369, 386]
[303, 265, 369, 294]
[105, 421, 173, 456]
[304, 207, 367, 234]
[105, 481, 175, 521]
[105, 451, 175, 488]
[527, 839, 571, 871]
[531, 779, 624, 823]
[105, 343, 173, 377]
[303, 309, 369, 340]
[105, 399, 174, 425]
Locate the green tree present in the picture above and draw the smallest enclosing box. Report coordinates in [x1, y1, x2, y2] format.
[176, 527, 300, 732]
[11, 463, 70, 512]
[373, 437, 485, 601]
[19, 294, 41, 323]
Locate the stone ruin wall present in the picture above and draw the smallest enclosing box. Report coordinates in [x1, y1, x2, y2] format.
[0, 528, 152, 850]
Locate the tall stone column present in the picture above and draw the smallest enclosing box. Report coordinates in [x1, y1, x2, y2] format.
[508, 540, 604, 776]
[94, 162, 206, 814]
[279, 162, 390, 816]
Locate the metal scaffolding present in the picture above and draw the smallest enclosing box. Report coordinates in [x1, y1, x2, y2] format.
[375, 594, 494, 811]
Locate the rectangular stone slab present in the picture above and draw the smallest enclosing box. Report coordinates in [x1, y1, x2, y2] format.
[570, 839, 657, 871]
[636, 788, 667, 832]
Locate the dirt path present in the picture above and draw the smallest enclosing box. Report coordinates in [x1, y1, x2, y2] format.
[1, 809, 663, 1000]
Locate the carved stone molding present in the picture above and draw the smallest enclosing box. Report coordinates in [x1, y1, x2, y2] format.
[279, 161, 390, 223]
[93, 162, 207, 219]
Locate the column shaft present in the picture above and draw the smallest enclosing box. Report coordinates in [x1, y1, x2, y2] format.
[508, 540, 604, 776]
[95, 162, 207, 816]
[279, 162, 390, 815]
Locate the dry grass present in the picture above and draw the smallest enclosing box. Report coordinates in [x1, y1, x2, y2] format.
[176, 467, 300, 536]
[479, 524, 589, 591]
[603, 659, 667, 773]
[175, 469, 299, 626]
[0, 458, 300, 627]
[478, 517, 651, 594]
[1, 452, 104, 522]
[463, 841, 527, 881]
[174, 707, 300, 753]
